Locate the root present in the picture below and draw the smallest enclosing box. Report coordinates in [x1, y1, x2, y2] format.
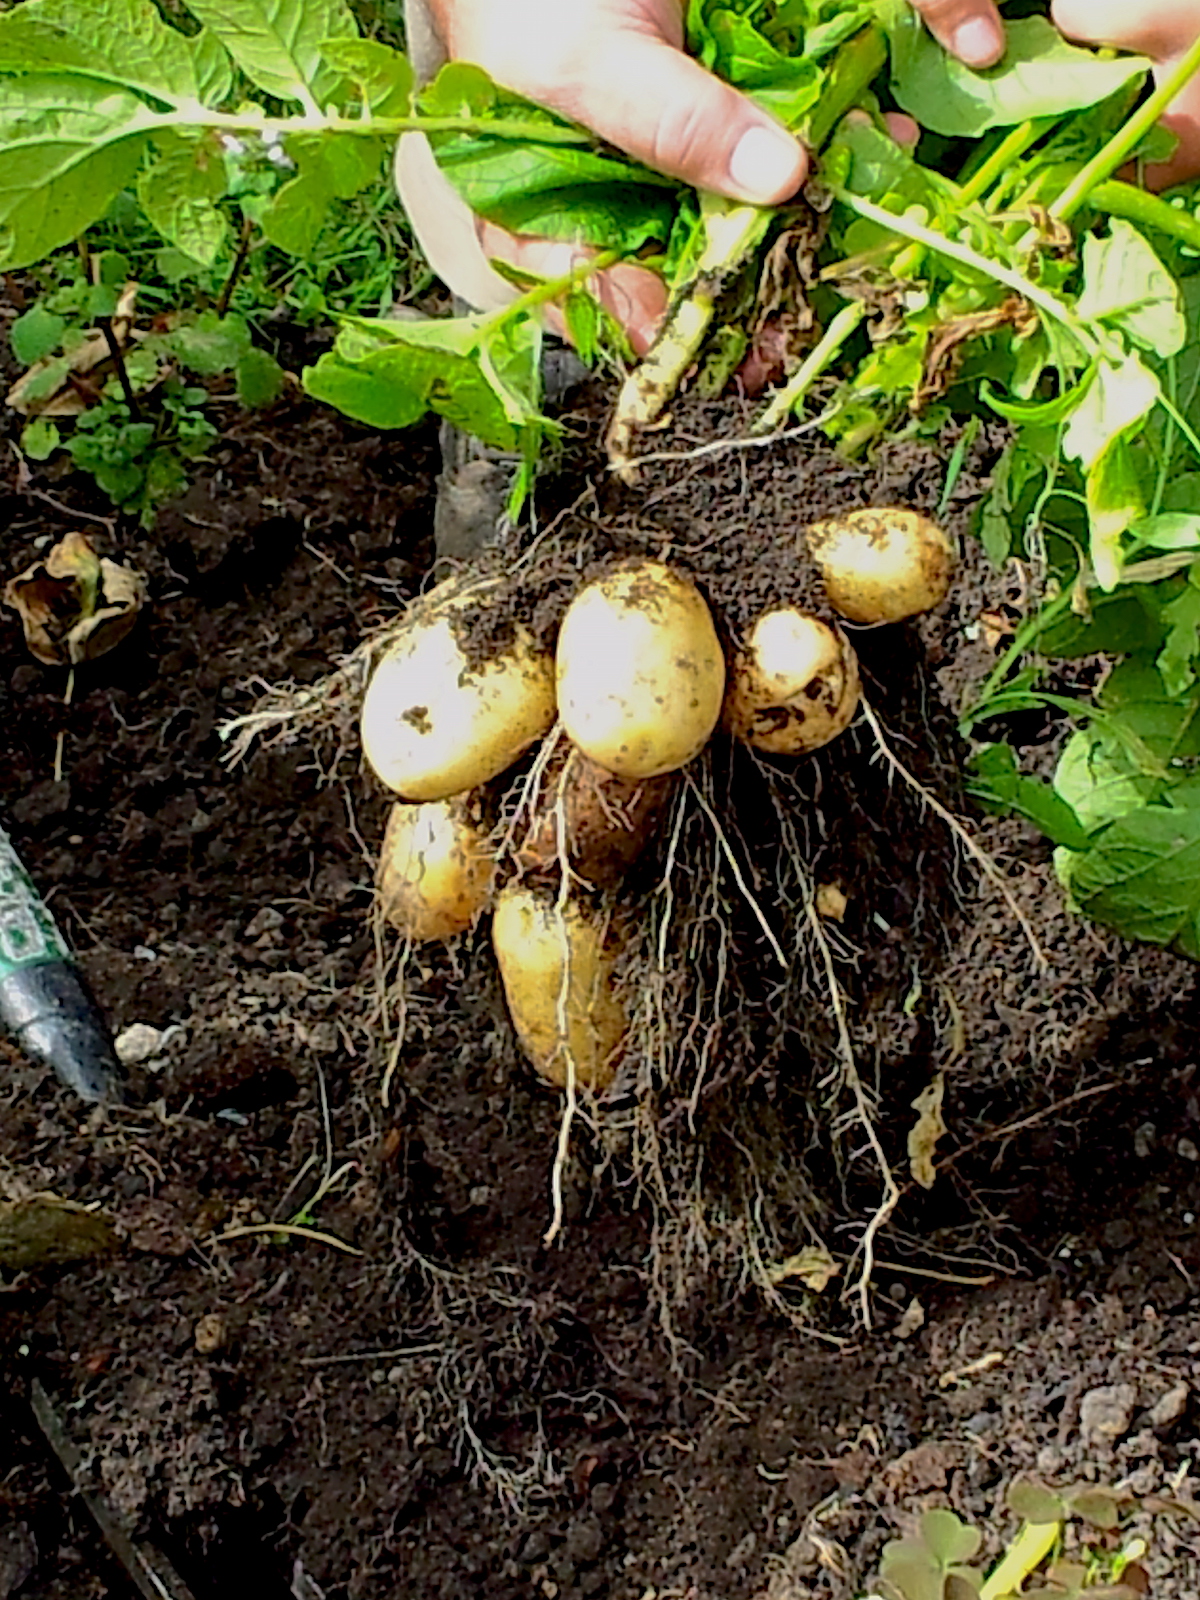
[804, 897, 897, 1330]
[860, 699, 1048, 970]
[544, 753, 580, 1248]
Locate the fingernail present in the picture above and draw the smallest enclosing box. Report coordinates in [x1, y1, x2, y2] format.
[952, 16, 1003, 67]
[728, 125, 803, 204]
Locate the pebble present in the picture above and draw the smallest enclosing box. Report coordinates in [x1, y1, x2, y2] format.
[193, 1313, 227, 1355]
[1150, 1382, 1190, 1428]
[114, 1022, 179, 1067]
[1079, 1383, 1137, 1443]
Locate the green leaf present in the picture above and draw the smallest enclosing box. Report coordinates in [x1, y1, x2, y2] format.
[303, 310, 546, 453]
[0, 0, 205, 104]
[262, 131, 384, 254]
[422, 63, 678, 253]
[1076, 221, 1185, 358]
[885, 9, 1151, 138]
[182, 0, 358, 107]
[1057, 780, 1200, 958]
[1007, 1482, 1067, 1526]
[970, 744, 1093, 850]
[137, 130, 228, 266]
[1087, 428, 1149, 590]
[10, 303, 66, 364]
[878, 1540, 944, 1600]
[1064, 354, 1159, 472]
[689, 6, 824, 126]
[0, 75, 154, 272]
[235, 346, 284, 407]
[319, 37, 412, 115]
[1158, 564, 1200, 697]
[921, 1510, 981, 1569]
[1129, 512, 1200, 553]
[20, 416, 60, 460]
[170, 310, 251, 374]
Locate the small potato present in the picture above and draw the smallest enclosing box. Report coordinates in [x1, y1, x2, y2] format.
[517, 748, 675, 888]
[361, 583, 555, 800]
[377, 798, 495, 941]
[724, 609, 860, 755]
[805, 507, 954, 625]
[556, 561, 725, 780]
[492, 885, 626, 1091]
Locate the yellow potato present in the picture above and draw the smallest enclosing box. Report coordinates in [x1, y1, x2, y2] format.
[361, 583, 555, 800]
[491, 885, 626, 1090]
[377, 798, 496, 942]
[724, 609, 860, 754]
[555, 561, 725, 779]
[805, 507, 955, 624]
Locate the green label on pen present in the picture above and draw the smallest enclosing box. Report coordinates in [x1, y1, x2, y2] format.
[0, 828, 71, 979]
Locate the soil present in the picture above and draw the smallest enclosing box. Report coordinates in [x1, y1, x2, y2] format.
[5, 316, 1200, 1600]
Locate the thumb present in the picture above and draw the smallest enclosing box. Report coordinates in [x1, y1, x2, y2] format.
[557, 30, 807, 205]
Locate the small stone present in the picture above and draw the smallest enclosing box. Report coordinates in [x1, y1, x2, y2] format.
[565, 1517, 604, 1565]
[1036, 1445, 1065, 1476]
[114, 1022, 167, 1066]
[1080, 1383, 1137, 1444]
[1180, 1139, 1200, 1164]
[1134, 1122, 1157, 1159]
[1150, 1382, 1190, 1428]
[194, 1313, 227, 1355]
[519, 1531, 551, 1566]
[895, 1298, 925, 1339]
[244, 906, 284, 940]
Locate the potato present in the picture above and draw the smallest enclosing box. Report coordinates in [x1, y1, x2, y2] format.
[377, 798, 496, 942]
[724, 609, 860, 754]
[805, 507, 955, 624]
[555, 561, 725, 779]
[517, 748, 675, 888]
[492, 885, 626, 1090]
[361, 583, 555, 800]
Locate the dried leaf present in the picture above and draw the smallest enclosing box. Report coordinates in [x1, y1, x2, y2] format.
[0, 1195, 117, 1270]
[766, 1245, 841, 1291]
[4, 532, 146, 665]
[908, 1073, 947, 1190]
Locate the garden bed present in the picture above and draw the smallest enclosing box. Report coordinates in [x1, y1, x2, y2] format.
[4, 349, 1200, 1598]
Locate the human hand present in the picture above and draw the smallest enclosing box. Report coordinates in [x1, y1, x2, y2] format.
[908, 0, 1200, 187]
[415, 0, 809, 352]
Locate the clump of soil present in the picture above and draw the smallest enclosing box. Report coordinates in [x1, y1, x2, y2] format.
[3, 348, 1200, 1600]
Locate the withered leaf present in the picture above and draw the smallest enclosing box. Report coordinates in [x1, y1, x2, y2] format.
[4, 532, 146, 666]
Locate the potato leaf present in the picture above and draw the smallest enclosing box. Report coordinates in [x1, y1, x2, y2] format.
[1058, 780, 1200, 958]
[303, 313, 547, 455]
[1076, 221, 1185, 358]
[422, 65, 679, 253]
[183, 0, 357, 107]
[969, 743, 1093, 850]
[10, 304, 66, 366]
[137, 130, 229, 266]
[0, 0, 209, 104]
[319, 37, 413, 115]
[0, 75, 155, 272]
[262, 132, 385, 255]
[885, 9, 1151, 138]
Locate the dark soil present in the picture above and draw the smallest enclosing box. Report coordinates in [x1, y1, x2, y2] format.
[5, 327, 1200, 1600]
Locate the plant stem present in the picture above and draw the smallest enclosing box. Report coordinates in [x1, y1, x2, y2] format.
[972, 585, 1075, 714]
[167, 107, 599, 148]
[98, 319, 139, 416]
[1051, 33, 1200, 220]
[216, 214, 255, 319]
[752, 300, 866, 434]
[831, 189, 1103, 356]
[1089, 177, 1200, 250]
[804, 23, 886, 151]
[960, 119, 1046, 202]
[485, 248, 622, 324]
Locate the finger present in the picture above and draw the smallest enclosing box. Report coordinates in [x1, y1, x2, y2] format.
[1051, 0, 1200, 59]
[477, 222, 668, 355]
[545, 30, 806, 206]
[908, 0, 1005, 67]
[1139, 78, 1200, 190]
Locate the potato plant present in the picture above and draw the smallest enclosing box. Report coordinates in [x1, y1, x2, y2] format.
[361, 533, 954, 1089]
[8, 0, 1200, 961]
